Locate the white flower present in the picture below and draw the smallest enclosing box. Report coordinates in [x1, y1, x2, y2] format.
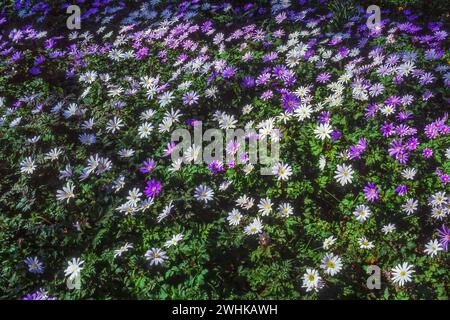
[126, 188, 142, 206]
[272, 162, 293, 180]
[401, 168, 417, 180]
[381, 223, 396, 235]
[20, 157, 36, 174]
[445, 147, 450, 160]
[302, 268, 323, 292]
[157, 201, 174, 223]
[402, 198, 418, 215]
[358, 237, 374, 249]
[164, 234, 184, 248]
[334, 164, 354, 186]
[319, 155, 326, 171]
[423, 239, 443, 257]
[169, 158, 183, 173]
[56, 182, 75, 203]
[227, 209, 242, 226]
[278, 202, 294, 218]
[158, 91, 174, 107]
[353, 205, 372, 222]
[314, 123, 332, 140]
[323, 236, 337, 250]
[114, 243, 133, 258]
[138, 122, 153, 139]
[257, 198, 273, 216]
[145, 248, 167, 266]
[64, 258, 84, 280]
[106, 116, 124, 133]
[430, 192, 447, 207]
[244, 217, 263, 235]
[320, 253, 343, 276]
[184, 144, 201, 163]
[194, 185, 214, 203]
[294, 104, 313, 122]
[391, 262, 415, 287]
[44, 148, 63, 161]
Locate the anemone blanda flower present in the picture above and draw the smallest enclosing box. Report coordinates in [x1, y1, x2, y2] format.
[144, 179, 162, 198]
[391, 262, 415, 287]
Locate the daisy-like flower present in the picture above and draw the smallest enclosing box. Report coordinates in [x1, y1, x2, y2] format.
[402, 198, 418, 215]
[184, 144, 201, 163]
[182, 91, 199, 105]
[106, 116, 124, 133]
[164, 233, 184, 248]
[334, 164, 354, 186]
[302, 268, 323, 292]
[294, 104, 313, 121]
[391, 262, 415, 287]
[114, 243, 133, 258]
[424, 239, 443, 257]
[126, 188, 142, 206]
[20, 157, 36, 174]
[44, 148, 63, 161]
[257, 198, 273, 216]
[445, 147, 450, 160]
[157, 201, 174, 223]
[323, 236, 337, 250]
[227, 209, 242, 226]
[194, 185, 214, 203]
[319, 155, 326, 171]
[358, 237, 374, 249]
[278, 202, 294, 218]
[381, 223, 396, 235]
[138, 122, 153, 139]
[145, 248, 167, 266]
[314, 123, 333, 140]
[24, 256, 44, 274]
[320, 253, 343, 276]
[56, 182, 75, 203]
[272, 162, 293, 180]
[353, 205, 372, 222]
[244, 217, 263, 235]
[401, 168, 417, 180]
[64, 258, 84, 280]
[169, 159, 183, 173]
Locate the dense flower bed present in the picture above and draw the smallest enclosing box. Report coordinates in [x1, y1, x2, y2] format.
[0, 0, 449, 299]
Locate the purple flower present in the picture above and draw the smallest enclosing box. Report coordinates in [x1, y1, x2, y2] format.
[144, 179, 162, 198]
[405, 137, 419, 150]
[349, 138, 367, 159]
[163, 142, 176, 157]
[281, 93, 299, 113]
[331, 130, 342, 141]
[242, 76, 255, 88]
[395, 151, 409, 164]
[437, 225, 450, 251]
[440, 174, 449, 185]
[422, 148, 433, 158]
[22, 290, 56, 300]
[380, 122, 394, 137]
[388, 139, 404, 156]
[316, 72, 331, 83]
[140, 159, 156, 174]
[319, 112, 331, 124]
[24, 256, 44, 274]
[363, 182, 379, 202]
[395, 184, 408, 196]
[182, 91, 199, 105]
[136, 47, 149, 59]
[222, 66, 236, 79]
[208, 160, 224, 173]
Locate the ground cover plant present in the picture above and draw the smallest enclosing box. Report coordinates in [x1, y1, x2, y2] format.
[0, 0, 449, 300]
